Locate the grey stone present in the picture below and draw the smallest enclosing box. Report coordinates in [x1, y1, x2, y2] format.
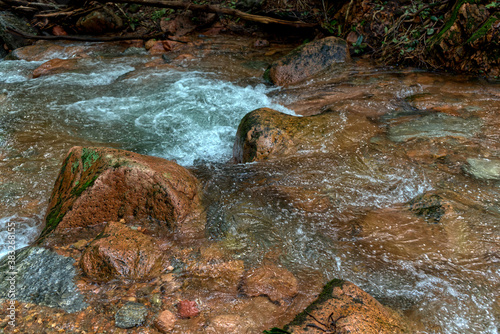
[0, 11, 37, 52]
[388, 113, 482, 143]
[115, 302, 148, 329]
[463, 158, 500, 180]
[0, 247, 87, 313]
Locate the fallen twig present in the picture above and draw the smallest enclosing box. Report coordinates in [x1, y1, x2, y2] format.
[6, 27, 178, 42]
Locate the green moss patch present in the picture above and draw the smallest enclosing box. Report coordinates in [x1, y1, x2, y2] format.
[81, 148, 100, 172]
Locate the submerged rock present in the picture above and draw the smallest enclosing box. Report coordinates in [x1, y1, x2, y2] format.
[80, 221, 167, 282]
[233, 108, 378, 163]
[388, 113, 482, 143]
[282, 279, 408, 334]
[264, 37, 350, 86]
[463, 157, 500, 181]
[115, 302, 148, 329]
[177, 300, 199, 319]
[0, 247, 87, 313]
[242, 264, 299, 304]
[32, 58, 80, 78]
[205, 314, 253, 333]
[40, 146, 204, 242]
[186, 259, 245, 295]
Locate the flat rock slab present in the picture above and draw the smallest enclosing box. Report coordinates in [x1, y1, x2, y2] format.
[463, 157, 500, 180]
[388, 113, 482, 143]
[0, 247, 87, 313]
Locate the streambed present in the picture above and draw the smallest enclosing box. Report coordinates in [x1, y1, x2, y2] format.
[0, 37, 499, 333]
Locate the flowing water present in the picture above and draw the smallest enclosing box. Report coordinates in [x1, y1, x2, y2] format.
[0, 39, 499, 333]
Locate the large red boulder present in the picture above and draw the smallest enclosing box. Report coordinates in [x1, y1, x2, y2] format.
[40, 146, 204, 242]
[80, 221, 167, 282]
[284, 279, 409, 334]
[264, 37, 350, 86]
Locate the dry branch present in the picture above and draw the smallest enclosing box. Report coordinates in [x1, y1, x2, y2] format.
[94, 0, 317, 28]
[1, 0, 62, 9]
[6, 26, 172, 41]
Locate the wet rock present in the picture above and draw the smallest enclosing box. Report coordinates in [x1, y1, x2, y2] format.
[177, 300, 199, 318]
[0, 11, 37, 54]
[265, 37, 350, 86]
[242, 264, 298, 304]
[8, 41, 80, 61]
[80, 221, 167, 282]
[8, 41, 128, 61]
[273, 186, 330, 212]
[0, 247, 87, 313]
[388, 113, 482, 143]
[40, 146, 204, 242]
[147, 40, 168, 55]
[155, 309, 177, 333]
[463, 157, 500, 181]
[52, 25, 68, 36]
[283, 279, 408, 334]
[115, 302, 147, 329]
[233, 108, 378, 163]
[205, 314, 252, 333]
[32, 58, 80, 78]
[186, 260, 245, 295]
[161, 14, 197, 36]
[76, 7, 123, 34]
[407, 191, 448, 224]
[161, 13, 216, 37]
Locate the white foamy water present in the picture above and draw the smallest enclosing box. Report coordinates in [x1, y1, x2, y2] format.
[0, 216, 40, 258]
[1, 59, 294, 166]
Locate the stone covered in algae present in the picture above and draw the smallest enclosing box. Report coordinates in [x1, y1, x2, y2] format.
[40, 146, 204, 243]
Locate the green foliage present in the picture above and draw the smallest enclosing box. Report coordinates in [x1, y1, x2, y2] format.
[322, 19, 341, 36]
[352, 35, 367, 54]
[152, 8, 167, 21]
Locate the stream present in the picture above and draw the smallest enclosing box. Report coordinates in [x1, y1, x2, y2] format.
[0, 37, 499, 333]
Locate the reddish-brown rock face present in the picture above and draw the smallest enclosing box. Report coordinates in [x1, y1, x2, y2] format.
[32, 58, 80, 78]
[265, 37, 350, 87]
[80, 221, 167, 282]
[285, 280, 409, 334]
[177, 300, 200, 319]
[155, 309, 177, 333]
[41, 146, 204, 242]
[242, 264, 299, 304]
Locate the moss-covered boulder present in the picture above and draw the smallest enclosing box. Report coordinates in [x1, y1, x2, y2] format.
[233, 108, 378, 163]
[275, 279, 409, 334]
[40, 146, 204, 242]
[265, 37, 350, 86]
